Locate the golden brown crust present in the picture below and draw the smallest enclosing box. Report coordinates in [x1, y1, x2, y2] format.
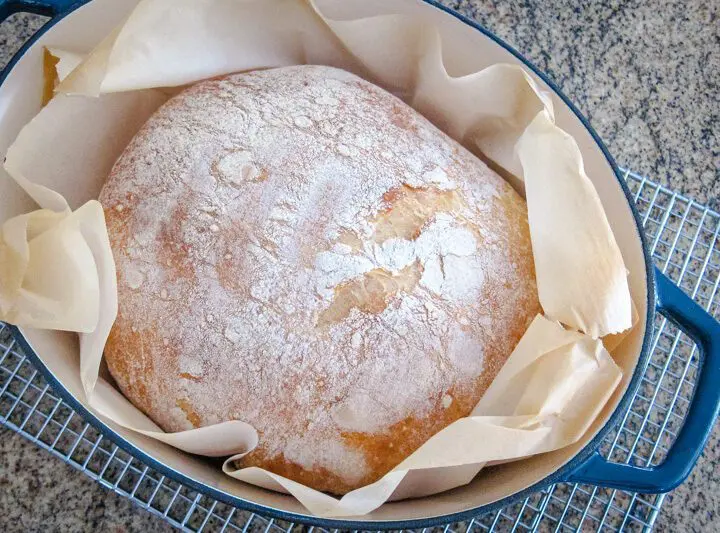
[101, 65, 540, 495]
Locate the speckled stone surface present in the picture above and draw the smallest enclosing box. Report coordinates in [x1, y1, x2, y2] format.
[0, 1, 718, 531]
[0, 427, 174, 532]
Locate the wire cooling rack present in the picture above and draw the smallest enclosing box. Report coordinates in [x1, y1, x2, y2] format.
[1, 169, 718, 532]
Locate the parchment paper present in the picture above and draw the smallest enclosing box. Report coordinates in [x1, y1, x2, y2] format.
[0, 0, 633, 517]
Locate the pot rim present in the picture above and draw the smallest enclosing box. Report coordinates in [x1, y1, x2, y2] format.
[1, 0, 656, 528]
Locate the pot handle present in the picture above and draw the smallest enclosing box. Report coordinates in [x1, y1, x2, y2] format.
[567, 269, 720, 493]
[0, 0, 79, 23]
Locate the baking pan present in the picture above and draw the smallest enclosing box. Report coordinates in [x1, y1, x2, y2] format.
[0, 0, 718, 528]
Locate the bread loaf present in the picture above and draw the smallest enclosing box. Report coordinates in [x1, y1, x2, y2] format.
[100, 65, 540, 494]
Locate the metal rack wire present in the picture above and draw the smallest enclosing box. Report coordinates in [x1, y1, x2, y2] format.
[1, 169, 717, 532]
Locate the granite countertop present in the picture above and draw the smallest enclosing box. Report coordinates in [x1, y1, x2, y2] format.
[0, 1, 718, 531]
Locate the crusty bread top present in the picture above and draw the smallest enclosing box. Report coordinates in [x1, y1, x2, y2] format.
[100, 65, 539, 492]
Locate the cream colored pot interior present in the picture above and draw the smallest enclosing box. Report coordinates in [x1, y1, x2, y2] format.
[0, 0, 649, 523]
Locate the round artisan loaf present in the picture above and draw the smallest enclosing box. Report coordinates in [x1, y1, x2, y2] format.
[100, 65, 540, 495]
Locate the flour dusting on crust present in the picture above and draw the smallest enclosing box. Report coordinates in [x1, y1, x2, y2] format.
[100, 65, 539, 493]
